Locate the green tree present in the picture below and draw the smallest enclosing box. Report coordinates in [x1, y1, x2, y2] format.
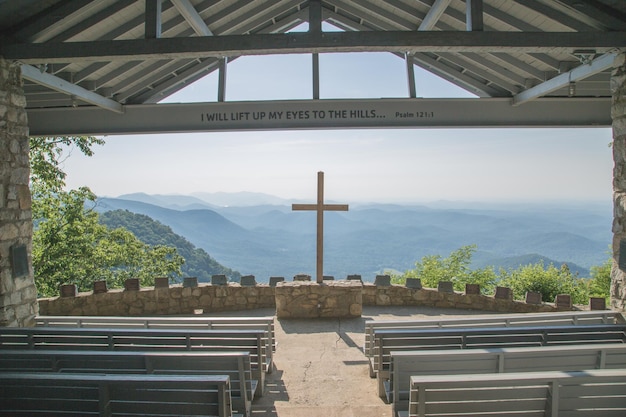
[498, 261, 589, 304]
[393, 245, 497, 294]
[588, 257, 612, 302]
[30, 136, 183, 297]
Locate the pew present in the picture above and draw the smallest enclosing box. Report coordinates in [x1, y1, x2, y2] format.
[373, 323, 626, 396]
[364, 310, 623, 359]
[389, 343, 626, 416]
[35, 315, 276, 373]
[0, 372, 236, 417]
[0, 327, 268, 396]
[0, 350, 256, 417]
[405, 369, 626, 417]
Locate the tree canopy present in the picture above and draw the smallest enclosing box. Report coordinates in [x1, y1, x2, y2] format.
[30, 136, 183, 297]
[393, 245, 611, 304]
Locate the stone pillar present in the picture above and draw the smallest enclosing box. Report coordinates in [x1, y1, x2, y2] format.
[611, 52, 626, 311]
[0, 57, 38, 326]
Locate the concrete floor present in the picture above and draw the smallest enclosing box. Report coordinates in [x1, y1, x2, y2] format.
[214, 306, 486, 416]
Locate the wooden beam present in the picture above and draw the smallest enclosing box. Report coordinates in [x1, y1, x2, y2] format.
[4, 31, 624, 64]
[418, 0, 452, 31]
[145, 0, 162, 39]
[512, 53, 616, 106]
[171, 0, 213, 36]
[466, 0, 484, 31]
[25, 98, 612, 136]
[20, 64, 124, 114]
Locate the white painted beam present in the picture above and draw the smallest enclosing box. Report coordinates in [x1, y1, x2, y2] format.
[418, 0, 452, 31]
[21, 65, 124, 114]
[171, 0, 213, 36]
[512, 53, 616, 106]
[26, 97, 611, 136]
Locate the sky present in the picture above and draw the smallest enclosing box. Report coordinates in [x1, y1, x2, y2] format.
[61, 29, 614, 205]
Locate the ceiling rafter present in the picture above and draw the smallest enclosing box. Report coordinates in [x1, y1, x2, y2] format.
[171, 0, 214, 36]
[513, 0, 598, 32]
[418, 0, 452, 31]
[20, 64, 124, 113]
[132, 6, 308, 104]
[512, 52, 616, 106]
[551, 0, 626, 31]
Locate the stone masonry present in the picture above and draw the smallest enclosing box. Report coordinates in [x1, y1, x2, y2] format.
[612, 52, 626, 311]
[37, 281, 566, 317]
[0, 57, 38, 326]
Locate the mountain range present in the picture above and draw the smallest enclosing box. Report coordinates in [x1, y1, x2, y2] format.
[94, 192, 613, 282]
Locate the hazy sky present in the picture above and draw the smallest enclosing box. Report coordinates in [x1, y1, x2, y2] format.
[61, 43, 614, 204]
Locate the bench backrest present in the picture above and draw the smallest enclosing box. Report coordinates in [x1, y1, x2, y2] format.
[364, 310, 622, 357]
[0, 327, 267, 389]
[36, 315, 276, 367]
[374, 323, 626, 375]
[0, 372, 232, 417]
[0, 349, 255, 416]
[392, 343, 626, 416]
[408, 369, 626, 417]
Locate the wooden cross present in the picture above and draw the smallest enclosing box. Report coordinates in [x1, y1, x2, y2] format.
[292, 172, 349, 283]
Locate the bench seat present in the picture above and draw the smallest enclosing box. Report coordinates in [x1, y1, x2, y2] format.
[389, 343, 626, 416]
[0, 371, 237, 417]
[35, 315, 276, 373]
[0, 326, 268, 397]
[373, 323, 626, 396]
[406, 368, 626, 417]
[364, 310, 623, 358]
[0, 349, 256, 417]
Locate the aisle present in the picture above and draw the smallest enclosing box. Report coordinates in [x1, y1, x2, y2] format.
[251, 314, 391, 417]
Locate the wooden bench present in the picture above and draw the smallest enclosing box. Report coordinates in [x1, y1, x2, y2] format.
[364, 310, 623, 359]
[0, 372, 236, 417]
[0, 349, 256, 417]
[0, 327, 268, 396]
[390, 343, 626, 416]
[35, 315, 276, 373]
[405, 369, 626, 417]
[373, 323, 626, 396]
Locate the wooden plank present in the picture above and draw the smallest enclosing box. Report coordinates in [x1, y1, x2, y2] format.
[0, 349, 256, 415]
[0, 372, 233, 417]
[407, 369, 626, 417]
[364, 311, 622, 357]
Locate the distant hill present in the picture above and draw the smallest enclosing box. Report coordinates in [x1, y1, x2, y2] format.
[99, 209, 240, 282]
[96, 195, 612, 282]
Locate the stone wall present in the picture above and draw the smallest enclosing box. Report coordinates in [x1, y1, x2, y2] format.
[37, 280, 589, 317]
[39, 283, 276, 316]
[0, 57, 38, 327]
[361, 284, 557, 313]
[275, 281, 362, 318]
[612, 52, 626, 312]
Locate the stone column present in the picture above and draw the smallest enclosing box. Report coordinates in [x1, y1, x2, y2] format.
[612, 52, 626, 311]
[0, 57, 38, 326]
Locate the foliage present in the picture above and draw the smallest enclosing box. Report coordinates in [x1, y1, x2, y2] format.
[99, 210, 240, 282]
[29, 136, 105, 193]
[588, 256, 612, 302]
[392, 245, 498, 294]
[30, 136, 183, 297]
[393, 244, 611, 305]
[497, 262, 590, 304]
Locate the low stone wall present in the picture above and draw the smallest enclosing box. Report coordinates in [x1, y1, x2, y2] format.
[39, 284, 275, 316]
[361, 284, 557, 313]
[37, 279, 599, 317]
[275, 281, 362, 318]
